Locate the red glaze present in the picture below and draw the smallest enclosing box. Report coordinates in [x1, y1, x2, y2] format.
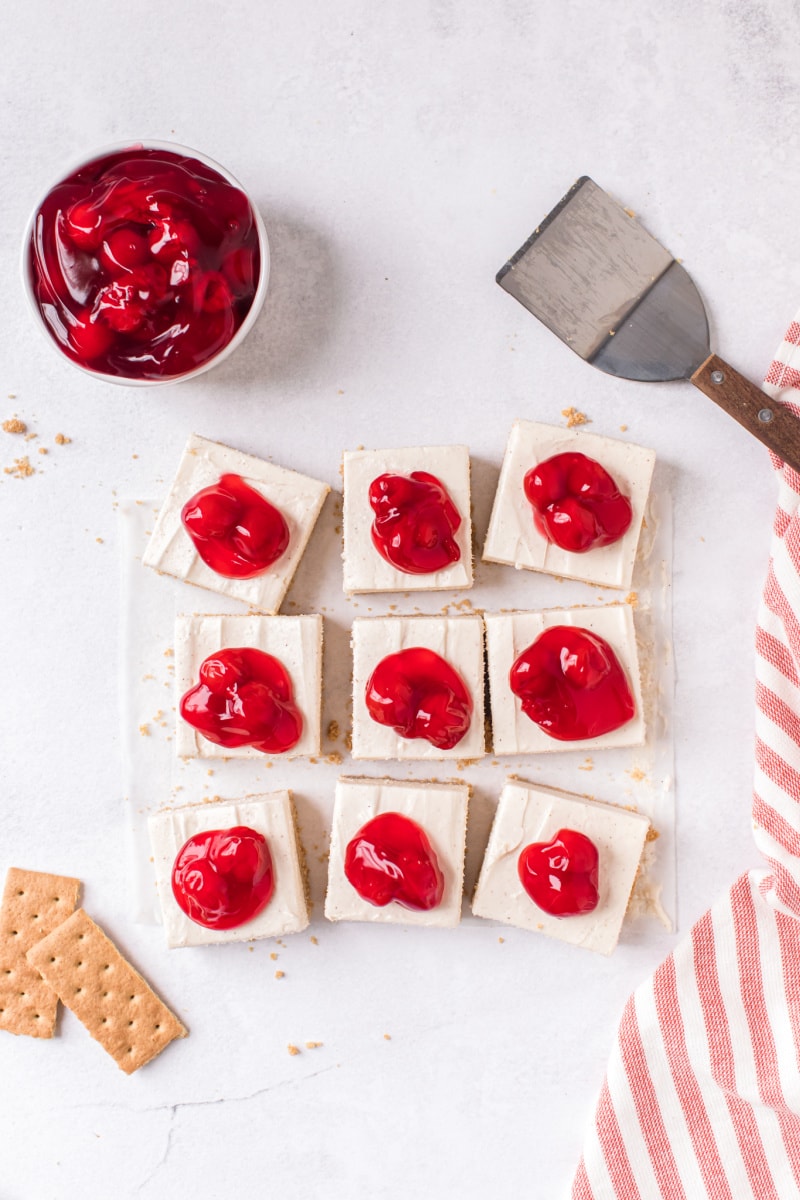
[369, 471, 462, 574]
[181, 473, 289, 579]
[510, 625, 635, 741]
[524, 452, 633, 553]
[180, 647, 303, 754]
[365, 647, 473, 749]
[518, 828, 599, 918]
[28, 147, 260, 379]
[171, 825, 274, 929]
[344, 812, 444, 911]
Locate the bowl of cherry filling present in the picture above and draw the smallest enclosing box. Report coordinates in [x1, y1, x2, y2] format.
[21, 141, 269, 385]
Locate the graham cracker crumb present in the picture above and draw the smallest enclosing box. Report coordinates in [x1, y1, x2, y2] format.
[38, 446, 48, 456]
[383, 1033, 391, 1041]
[627, 767, 647, 782]
[646, 826, 660, 842]
[248, 946, 254, 953]
[536, 922, 544, 930]
[344, 730, 353, 752]
[619, 424, 628, 432]
[164, 648, 174, 658]
[623, 207, 636, 219]
[3, 418, 26, 435]
[275, 970, 285, 980]
[310, 936, 318, 945]
[54, 433, 71, 445]
[498, 937, 505, 944]
[96, 537, 104, 544]
[305, 1041, 323, 1049]
[561, 407, 590, 428]
[139, 724, 150, 737]
[270, 952, 278, 961]
[287, 1043, 300, 1056]
[327, 720, 340, 742]
[326, 752, 343, 766]
[625, 591, 639, 609]
[4, 456, 35, 478]
[578, 757, 594, 771]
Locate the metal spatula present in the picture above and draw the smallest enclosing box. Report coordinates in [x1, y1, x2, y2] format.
[497, 176, 800, 473]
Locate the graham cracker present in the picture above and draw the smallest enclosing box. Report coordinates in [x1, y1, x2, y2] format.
[26, 909, 187, 1073]
[0, 867, 81, 1038]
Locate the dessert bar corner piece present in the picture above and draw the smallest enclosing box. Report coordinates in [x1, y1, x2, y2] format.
[142, 433, 330, 613]
[482, 419, 655, 589]
[350, 613, 486, 761]
[485, 604, 645, 755]
[342, 444, 473, 593]
[472, 780, 650, 955]
[175, 612, 323, 759]
[0, 867, 81, 1039]
[26, 908, 186, 1073]
[148, 791, 310, 948]
[325, 776, 469, 928]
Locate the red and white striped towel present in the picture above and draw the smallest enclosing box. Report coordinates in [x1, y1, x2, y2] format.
[572, 323, 800, 1199]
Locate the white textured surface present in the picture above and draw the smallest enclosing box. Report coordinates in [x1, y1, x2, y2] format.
[342, 444, 473, 592]
[148, 792, 309, 947]
[350, 614, 485, 760]
[472, 780, 651, 956]
[482, 419, 656, 587]
[324, 777, 469, 927]
[0, 2, 791, 1198]
[142, 433, 330, 612]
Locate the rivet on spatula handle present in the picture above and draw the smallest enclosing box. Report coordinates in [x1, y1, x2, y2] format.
[691, 353, 800, 474]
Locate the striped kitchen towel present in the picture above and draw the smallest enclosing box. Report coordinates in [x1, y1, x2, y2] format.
[572, 322, 800, 1199]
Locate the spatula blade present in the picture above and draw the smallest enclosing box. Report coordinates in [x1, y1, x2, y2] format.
[497, 176, 711, 382]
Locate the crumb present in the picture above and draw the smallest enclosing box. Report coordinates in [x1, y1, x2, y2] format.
[270, 952, 278, 960]
[344, 731, 353, 752]
[55, 433, 71, 445]
[579, 757, 594, 771]
[275, 970, 285, 980]
[305, 1041, 323, 1049]
[207, 769, 214, 777]
[383, 1033, 391, 1041]
[536, 923, 544, 930]
[646, 826, 660, 842]
[627, 767, 647, 782]
[498, 937, 505, 944]
[164, 648, 174, 658]
[96, 537, 104, 544]
[625, 591, 639, 608]
[326, 752, 343, 766]
[38, 446, 48, 456]
[139, 724, 151, 736]
[287, 1044, 300, 1056]
[248, 946, 254, 952]
[4, 456, 35, 478]
[310, 936, 318, 946]
[337, 389, 344, 395]
[132, 454, 139, 460]
[561, 407, 589, 428]
[2, 418, 26, 434]
[327, 720, 340, 742]
[623, 207, 636, 218]
[619, 424, 628, 432]
[309, 757, 318, 765]
[24, 432, 37, 441]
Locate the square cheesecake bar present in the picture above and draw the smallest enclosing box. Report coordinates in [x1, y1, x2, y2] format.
[484, 604, 645, 755]
[175, 613, 323, 759]
[324, 777, 469, 928]
[351, 614, 485, 761]
[149, 792, 309, 948]
[483, 420, 655, 589]
[143, 433, 330, 612]
[342, 444, 473, 593]
[472, 779, 650, 955]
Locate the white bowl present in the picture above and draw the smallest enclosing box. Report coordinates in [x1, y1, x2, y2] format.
[20, 139, 270, 387]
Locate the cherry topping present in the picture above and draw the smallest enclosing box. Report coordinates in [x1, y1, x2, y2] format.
[171, 826, 274, 929]
[180, 647, 303, 754]
[365, 647, 473, 749]
[518, 828, 599, 918]
[369, 471, 462, 575]
[181, 473, 290, 579]
[510, 625, 635, 741]
[524, 452, 633, 553]
[344, 812, 444, 911]
[28, 147, 261, 379]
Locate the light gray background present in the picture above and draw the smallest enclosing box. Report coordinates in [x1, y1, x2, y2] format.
[0, 2, 794, 1197]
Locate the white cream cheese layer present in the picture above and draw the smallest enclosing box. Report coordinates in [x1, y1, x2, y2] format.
[324, 776, 469, 928]
[175, 613, 323, 759]
[148, 792, 309, 948]
[143, 433, 330, 612]
[472, 780, 649, 956]
[351, 614, 485, 761]
[342, 444, 473, 593]
[482, 420, 655, 589]
[485, 605, 645, 755]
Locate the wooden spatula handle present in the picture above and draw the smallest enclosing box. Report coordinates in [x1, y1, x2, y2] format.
[691, 353, 800, 473]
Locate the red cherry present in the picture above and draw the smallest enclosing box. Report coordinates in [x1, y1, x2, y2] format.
[63, 200, 105, 250]
[524, 452, 633, 553]
[344, 812, 444, 911]
[66, 309, 115, 360]
[518, 828, 599, 918]
[98, 228, 150, 274]
[510, 625, 635, 741]
[171, 826, 274, 929]
[148, 216, 201, 262]
[365, 646, 473, 749]
[369, 470, 462, 575]
[181, 473, 290, 578]
[180, 646, 302, 754]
